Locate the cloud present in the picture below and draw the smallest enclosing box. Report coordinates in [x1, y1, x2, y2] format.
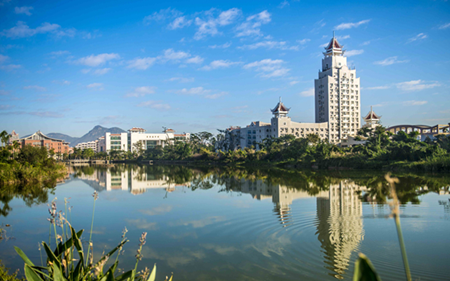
[194, 8, 241, 40]
[93, 68, 111, 75]
[50, 50, 70, 57]
[125, 218, 159, 230]
[162, 48, 190, 61]
[201, 60, 240, 70]
[2, 21, 73, 38]
[168, 16, 192, 30]
[185, 56, 204, 64]
[335, 19, 371, 30]
[236, 10, 271, 37]
[345, 49, 364, 57]
[0, 110, 64, 118]
[0, 64, 21, 71]
[205, 91, 228, 99]
[125, 86, 156, 97]
[165, 77, 194, 83]
[52, 80, 70, 85]
[87, 83, 103, 90]
[396, 80, 440, 91]
[361, 40, 371, 46]
[243, 59, 289, 78]
[139, 205, 173, 216]
[238, 41, 299, 51]
[175, 87, 211, 95]
[407, 33, 427, 43]
[33, 94, 61, 102]
[278, 0, 290, 8]
[374, 56, 409, 66]
[208, 42, 231, 49]
[299, 88, 314, 97]
[127, 57, 157, 70]
[365, 85, 390, 90]
[289, 81, 299, 85]
[403, 100, 427, 106]
[143, 8, 181, 24]
[0, 54, 8, 63]
[0, 105, 12, 110]
[438, 23, 450, 30]
[14, 6, 33, 16]
[76, 53, 120, 67]
[170, 216, 226, 228]
[0, 90, 10, 95]
[23, 85, 46, 91]
[137, 100, 171, 110]
[81, 68, 91, 74]
[297, 38, 310, 44]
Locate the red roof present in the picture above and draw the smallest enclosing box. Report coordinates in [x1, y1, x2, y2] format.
[271, 101, 290, 113]
[364, 111, 381, 120]
[325, 37, 343, 50]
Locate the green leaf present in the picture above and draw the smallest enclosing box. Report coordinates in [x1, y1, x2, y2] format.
[115, 270, 133, 281]
[54, 229, 84, 257]
[353, 253, 382, 281]
[89, 240, 127, 273]
[73, 260, 84, 281]
[105, 261, 118, 281]
[43, 242, 62, 269]
[148, 264, 156, 281]
[24, 264, 44, 281]
[14, 246, 35, 266]
[168, 274, 173, 281]
[70, 226, 85, 268]
[52, 262, 66, 281]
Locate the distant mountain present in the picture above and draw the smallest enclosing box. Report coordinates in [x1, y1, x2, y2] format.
[47, 125, 126, 146]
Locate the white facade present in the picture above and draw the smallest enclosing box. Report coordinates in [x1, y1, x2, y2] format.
[105, 132, 128, 152]
[315, 35, 361, 143]
[75, 140, 99, 152]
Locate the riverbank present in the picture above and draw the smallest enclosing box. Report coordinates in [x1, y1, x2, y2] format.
[0, 162, 67, 185]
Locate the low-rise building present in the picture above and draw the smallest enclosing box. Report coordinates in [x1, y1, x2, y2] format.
[75, 140, 99, 152]
[386, 123, 450, 141]
[223, 99, 329, 150]
[20, 131, 70, 155]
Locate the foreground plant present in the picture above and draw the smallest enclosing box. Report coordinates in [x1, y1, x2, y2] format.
[14, 193, 172, 281]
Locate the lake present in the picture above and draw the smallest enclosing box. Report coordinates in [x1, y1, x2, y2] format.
[1, 164, 449, 280]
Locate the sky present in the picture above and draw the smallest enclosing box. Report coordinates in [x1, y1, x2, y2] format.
[0, 0, 449, 137]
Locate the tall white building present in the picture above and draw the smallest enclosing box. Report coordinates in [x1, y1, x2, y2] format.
[315, 34, 361, 143]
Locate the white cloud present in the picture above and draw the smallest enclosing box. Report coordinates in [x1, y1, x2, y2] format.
[243, 59, 289, 78]
[52, 80, 70, 85]
[208, 42, 231, 49]
[15, 6, 33, 16]
[137, 100, 171, 110]
[87, 83, 103, 90]
[127, 57, 157, 70]
[168, 16, 192, 30]
[93, 68, 111, 75]
[438, 23, 450, 30]
[205, 91, 228, 99]
[175, 87, 211, 95]
[238, 41, 299, 51]
[236, 10, 271, 37]
[278, 0, 289, 8]
[407, 33, 427, 43]
[2, 21, 73, 38]
[194, 8, 241, 40]
[289, 81, 299, 85]
[185, 56, 204, 64]
[361, 41, 371, 46]
[403, 100, 427, 106]
[319, 42, 328, 48]
[126, 86, 156, 97]
[0, 54, 8, 63]
[299, 88, 314, 97]
[0, 64, 21, 71]
[76, 53, 120, 67]
[201, 60, 241, 70]
[396, 80, 440, 91]
[162, 48, 190, 61]
[335, 19, 371, 30]
[374, 56, 409, 66]
[143, 8, 181, 24]
[165, 77, 194, 83]
[345, 49, 364, 57]
[23, 85, 46, 91]
[50, 50, 70, 56]
[81, 69, 91, 74]
[297, 38, 310, 44]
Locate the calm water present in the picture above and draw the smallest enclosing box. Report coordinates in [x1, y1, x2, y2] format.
[1, 165, 449, 280]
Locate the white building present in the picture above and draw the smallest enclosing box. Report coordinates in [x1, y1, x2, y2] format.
[75, 140, 99, 152]
[315, 34, 361, 143]
[104, 127, 190, 153]
[224, 99, 329, 150]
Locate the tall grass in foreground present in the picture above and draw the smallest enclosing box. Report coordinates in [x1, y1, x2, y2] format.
[353, 173, 412, 281]
[14, 192, 173, 281]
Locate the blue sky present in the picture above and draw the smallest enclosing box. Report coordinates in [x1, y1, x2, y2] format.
[0, 0, 449, 137]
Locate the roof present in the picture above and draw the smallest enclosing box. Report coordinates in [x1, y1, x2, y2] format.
[271, 101, 290, 113]
[129, 127, 146, 132]
[363, 107, 381, 120]
[20, 131, 69, 145]
[325, 36, 343, 51]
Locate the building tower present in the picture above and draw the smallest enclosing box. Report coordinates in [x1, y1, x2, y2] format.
[315, 34, 361, 143]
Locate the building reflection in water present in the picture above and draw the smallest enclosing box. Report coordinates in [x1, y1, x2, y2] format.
[239, 178, 365, 279]
[75, 167, 189, 194]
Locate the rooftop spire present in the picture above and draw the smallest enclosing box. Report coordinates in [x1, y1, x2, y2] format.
[323, 33, 344, 57]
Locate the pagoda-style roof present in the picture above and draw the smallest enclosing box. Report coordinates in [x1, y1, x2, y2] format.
[20, 130, 69, 145]
[129, 127, 146, 132]
[271, 100, 290, 113]
[363, 107, 381, 121]
[325, 37, 343, 51]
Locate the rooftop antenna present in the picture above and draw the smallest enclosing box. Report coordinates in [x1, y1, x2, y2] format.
[279, 96, 282, 102]
[333, 30, 335, 38]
